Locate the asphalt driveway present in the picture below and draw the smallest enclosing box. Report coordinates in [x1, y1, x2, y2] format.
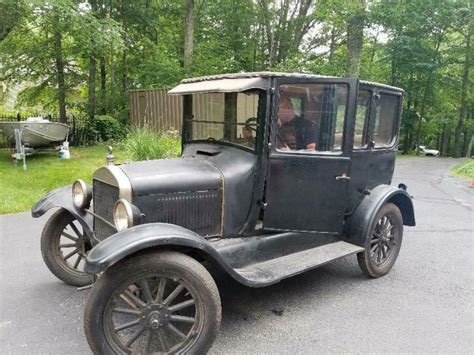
[0, 157, 473, 354]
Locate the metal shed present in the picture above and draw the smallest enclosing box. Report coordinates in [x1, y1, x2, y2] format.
[129, 88, 182, 132]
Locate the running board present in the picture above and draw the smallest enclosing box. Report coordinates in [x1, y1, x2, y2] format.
[234, 241, 364, 287]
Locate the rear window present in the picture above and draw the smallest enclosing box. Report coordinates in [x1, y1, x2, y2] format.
[373, 93, 400, 147]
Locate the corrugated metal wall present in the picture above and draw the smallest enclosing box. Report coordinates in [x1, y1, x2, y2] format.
[129, 89, 182, 132]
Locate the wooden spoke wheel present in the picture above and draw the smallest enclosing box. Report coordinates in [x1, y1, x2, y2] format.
[357, 203, 403, 278]
[84, 251, 221, 354]
[40, 208, 94, 286]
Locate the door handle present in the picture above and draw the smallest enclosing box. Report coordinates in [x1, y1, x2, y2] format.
[335, 173, 350, 181]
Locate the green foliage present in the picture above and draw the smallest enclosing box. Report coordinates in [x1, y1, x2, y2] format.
[93, 115, 126, 142]
[451, 159, 474, 178]
[1, 0, 472, 156]
[0, 0, 123, 115]
[122, 129, 181, 161]
[0, 145, 127, 214]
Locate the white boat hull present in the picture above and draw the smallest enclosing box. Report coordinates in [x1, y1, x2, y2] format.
[0, 121, 69, 147]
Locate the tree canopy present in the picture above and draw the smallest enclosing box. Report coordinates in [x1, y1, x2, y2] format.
[0, 0, 472, 156]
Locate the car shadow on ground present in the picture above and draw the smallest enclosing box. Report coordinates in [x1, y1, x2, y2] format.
[214, 256, 365, 325]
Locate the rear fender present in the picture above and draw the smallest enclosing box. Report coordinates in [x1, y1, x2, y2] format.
[344, 184, 415, 247]
[31, 185, 93, 239]
[84, 223, 249, 284]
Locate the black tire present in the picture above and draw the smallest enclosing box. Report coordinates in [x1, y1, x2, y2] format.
[84, 251, 222, 354]
[357, 203, 403, 278]
[40, 208, 94, 286]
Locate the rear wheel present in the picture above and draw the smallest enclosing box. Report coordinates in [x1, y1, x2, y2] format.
[84, 251, 221, 354]
[357, 203, 403, 278]
[40, 208, 94, 286]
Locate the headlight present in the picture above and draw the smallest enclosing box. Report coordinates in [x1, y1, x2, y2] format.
[72, 179, 92, 209]
[113, 199, 140, 231]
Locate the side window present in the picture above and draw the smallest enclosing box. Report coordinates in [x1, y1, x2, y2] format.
[276, 83, 348, 153]
[354, 89, 371, 149]
[373, 93, 399, 147]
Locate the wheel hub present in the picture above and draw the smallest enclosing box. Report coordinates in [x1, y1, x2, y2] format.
[142, 306, 170, 329]
[149, 315, 161, 329]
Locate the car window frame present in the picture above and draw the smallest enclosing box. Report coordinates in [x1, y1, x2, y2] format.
[181, 90, 266, 154]
[269, 77, 358, 158]
[353, 88, 373, 151]
[368, 90, 403, 150]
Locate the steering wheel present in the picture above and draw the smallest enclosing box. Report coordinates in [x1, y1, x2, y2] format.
[244, 117, 258, 132]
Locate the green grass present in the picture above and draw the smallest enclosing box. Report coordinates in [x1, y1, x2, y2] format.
[0, 129, 182, 214]
[451, 159, 474, 178]
[0, 145, 128, 214]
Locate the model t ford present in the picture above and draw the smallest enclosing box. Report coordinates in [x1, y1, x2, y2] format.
[32, 72, 415, 354]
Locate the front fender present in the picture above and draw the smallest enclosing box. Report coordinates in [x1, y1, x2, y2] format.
[84, 223, 250, 285]
[31, 185, 93, 239]
[344, 184, 415, 247]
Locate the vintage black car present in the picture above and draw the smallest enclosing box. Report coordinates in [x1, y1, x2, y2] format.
[32, 72, 415, 354]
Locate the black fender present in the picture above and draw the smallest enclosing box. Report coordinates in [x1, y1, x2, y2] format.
[344, 184, 415, 247]
[84, 223, 254, 286]
[31, 185, 94, 240]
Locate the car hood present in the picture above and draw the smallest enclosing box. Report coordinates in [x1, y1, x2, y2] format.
[119, 157, 223, 196]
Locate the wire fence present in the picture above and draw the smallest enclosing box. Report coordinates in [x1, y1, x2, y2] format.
[0, 114, 92, 148]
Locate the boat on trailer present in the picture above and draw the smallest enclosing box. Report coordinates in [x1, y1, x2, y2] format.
[0, 117, 69, 147]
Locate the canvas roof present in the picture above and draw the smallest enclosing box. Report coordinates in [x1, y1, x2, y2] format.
[168, 71, 404, 94]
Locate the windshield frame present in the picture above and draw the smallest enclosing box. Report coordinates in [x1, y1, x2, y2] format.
[182, 90, 267, 153]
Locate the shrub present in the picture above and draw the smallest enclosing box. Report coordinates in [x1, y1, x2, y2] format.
[123, 128, 181, 161]
[451, 159, 474, 178]
[94, 115, 126, 142]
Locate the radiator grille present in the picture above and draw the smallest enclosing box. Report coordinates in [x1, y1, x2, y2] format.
[93, 179, 119, 241]
[139, 190, 222, 236]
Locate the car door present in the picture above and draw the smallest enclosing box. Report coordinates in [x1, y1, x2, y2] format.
[263, 77, 358, 234]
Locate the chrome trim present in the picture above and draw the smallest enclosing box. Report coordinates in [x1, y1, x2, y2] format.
[93, 165, 132, 202]
[113, 199, 134, 231]
[72, 179, 92, 208]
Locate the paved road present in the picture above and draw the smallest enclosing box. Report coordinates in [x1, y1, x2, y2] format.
[1, 157, 473, 354]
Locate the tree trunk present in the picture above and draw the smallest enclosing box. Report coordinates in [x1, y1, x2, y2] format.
[346, 0, 365, 77]
[390, 50, 397, 86]
[328, 26, 336, 65]
[88, 0, 98, 121]
[121, 51, 127, 104]
[88, 56, 96, 121]
[466, 134, 474, 158]
[403, 127, 410, 153]
[184, 0, 194, 72]
[99, 55, 106, 115]
[454, 25, 471, 157]
[415, 32, 444, 154]
[368, 33, 378, 74]
[54, 26, 67, 123]
[441, 124, 450, 157]
[110, 57, 115, 113]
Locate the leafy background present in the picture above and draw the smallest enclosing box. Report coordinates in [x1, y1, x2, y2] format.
[0, 0, 472, 157]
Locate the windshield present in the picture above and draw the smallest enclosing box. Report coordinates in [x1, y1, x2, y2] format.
[185, 91, 261, 150]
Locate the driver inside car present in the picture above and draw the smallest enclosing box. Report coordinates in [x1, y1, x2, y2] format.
[241, 123, 255, 147]
[276, 94, 317, 151]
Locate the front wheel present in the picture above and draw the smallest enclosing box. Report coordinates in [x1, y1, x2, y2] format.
[357, 203, 403, 278]
[40, 208, 94, 286]
[84, 251, 221, 354]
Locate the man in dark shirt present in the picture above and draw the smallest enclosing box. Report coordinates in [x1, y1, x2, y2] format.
[277, 95, 317, 150]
